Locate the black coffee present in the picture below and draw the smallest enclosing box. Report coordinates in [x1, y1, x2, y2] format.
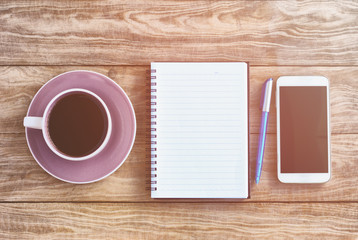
[48, 93, 108, 157]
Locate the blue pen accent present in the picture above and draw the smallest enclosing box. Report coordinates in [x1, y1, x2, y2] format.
[255, 78, 273, 184]
[256, 112, 269, 183]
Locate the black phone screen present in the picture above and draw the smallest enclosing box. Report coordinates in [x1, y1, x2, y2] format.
[280, 86, 328, 173]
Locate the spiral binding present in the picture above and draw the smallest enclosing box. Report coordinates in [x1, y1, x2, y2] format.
[150, 69, 158, 192]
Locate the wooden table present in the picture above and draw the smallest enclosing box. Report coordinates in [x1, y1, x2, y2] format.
[1, 1, 357, 239]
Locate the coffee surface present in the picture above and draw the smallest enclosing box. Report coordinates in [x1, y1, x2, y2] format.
[48, 93, 108, 157]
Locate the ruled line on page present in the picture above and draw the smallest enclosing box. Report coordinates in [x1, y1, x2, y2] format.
[158, 172, 242, 178]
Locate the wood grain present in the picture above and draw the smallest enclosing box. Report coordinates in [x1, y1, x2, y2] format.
[0, 203, 357, 239]
[1, 0, 357, 238]
[0, 66, 356, 202]
[0, 132, 357, 202]
[0, 0, 357, 65]
[0, 66, 357, 134]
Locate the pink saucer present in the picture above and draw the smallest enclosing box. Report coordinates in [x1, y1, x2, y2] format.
[25, 70, 136, 183]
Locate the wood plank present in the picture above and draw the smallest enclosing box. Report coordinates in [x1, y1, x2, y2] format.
[0, 203, 357, 239]
[1, 133, 357, 202]
[251, 133, 358, 202]
[0, 66, 357, 134]
[0, 1, 357, 65]
[250, 66, 358, 134]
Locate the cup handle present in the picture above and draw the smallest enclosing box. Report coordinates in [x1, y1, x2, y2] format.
[23, 117, 43, 129]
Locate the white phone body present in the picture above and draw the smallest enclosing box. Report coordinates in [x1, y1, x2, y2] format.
[276, 76, 331, 183]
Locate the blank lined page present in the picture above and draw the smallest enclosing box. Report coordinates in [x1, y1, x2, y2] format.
[151, 62, 249, 198]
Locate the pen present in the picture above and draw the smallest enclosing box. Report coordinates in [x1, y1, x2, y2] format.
[255, 78, 273, 184]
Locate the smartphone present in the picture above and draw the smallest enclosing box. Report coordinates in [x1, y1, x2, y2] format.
[276, 76, 331, 183]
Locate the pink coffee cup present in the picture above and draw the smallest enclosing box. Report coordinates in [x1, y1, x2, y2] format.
[23, 88, 112, 161]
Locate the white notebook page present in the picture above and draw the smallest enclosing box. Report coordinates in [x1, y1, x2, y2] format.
[151, 62, 249, 198]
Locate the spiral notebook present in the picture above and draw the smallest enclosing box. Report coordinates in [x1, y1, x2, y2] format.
[150, 62, 249, 198]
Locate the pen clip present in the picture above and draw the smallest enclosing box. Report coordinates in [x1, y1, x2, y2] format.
[260, 78, 273, 110]
[260, 79, 267, 110]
